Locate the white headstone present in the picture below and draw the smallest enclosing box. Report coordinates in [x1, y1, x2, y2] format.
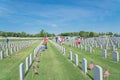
[80, 45, 83, 50]
[94, 65, 103, 80]
[16, 46, 18, 52]
[112, 45, 115, 51]
[100, 44, 103, 49]
[19, 63, 24, 80]
[82, 58, 87, 74]
[26, 57, 29, 72]
[78, 44, 80, 48]
[1, 51, 4, 59]
[74, 54, 78, 66]
[6, 49, 10, 56]
[74, 43, 76, 48]
[11, 47, 13, 54]
[112, 51, 119, 62]
[102, 49, 107, 58]
[62, 47, 64, 53]
[84, 45, 87, 51]
[105, 44, 108, 49]
[63, 48, 65, 55]
[17, 46, 19, 51]
[89, 46, 92, 53]
[72, 43, 74, 47]
[34, 49, 36, 58]
[14, 47, 16, 52]
[69, 51, 72, 60]
[29, 54, 32, 66]
[117, 43, 119, 48]
[95, 43, 97, 48]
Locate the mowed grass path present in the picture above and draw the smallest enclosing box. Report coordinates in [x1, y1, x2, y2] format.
[0, 40, 40, 80]
[25, 42, 90, 80]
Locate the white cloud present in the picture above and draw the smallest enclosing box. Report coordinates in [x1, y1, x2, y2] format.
[50, 24, 58, 28]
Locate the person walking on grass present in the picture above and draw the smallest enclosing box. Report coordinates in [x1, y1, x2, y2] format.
[43, 36, 48, 49]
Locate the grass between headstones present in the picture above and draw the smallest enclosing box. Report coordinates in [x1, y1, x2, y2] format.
[25, 42, 90, 80]
[0, 40, 40, 80]
[62, 43, 120, 80]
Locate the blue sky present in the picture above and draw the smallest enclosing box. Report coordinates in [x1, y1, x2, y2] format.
[0, 0, 120, 34]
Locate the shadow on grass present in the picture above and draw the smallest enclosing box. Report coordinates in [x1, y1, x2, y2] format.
[78, 65, 82, 70]
[86, 73, 94, 80]
[72, 60, 74, 64]
[77, 63, 94, 80]
[24, 50, 43, 77]
[25, 60, 34, 77]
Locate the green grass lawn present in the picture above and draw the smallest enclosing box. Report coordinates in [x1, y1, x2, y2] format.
[1, 40, 119, 80]
[25, 42, 90, 80]
[61, 43, 120, 80]
[0, 40, 40, 80]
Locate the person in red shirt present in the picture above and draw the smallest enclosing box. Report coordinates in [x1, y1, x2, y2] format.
[75, 40, 80, 48]
[43, 37, 48, 49]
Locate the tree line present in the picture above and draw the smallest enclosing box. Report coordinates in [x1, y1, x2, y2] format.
[59, 31, 120, 37]
[0, 30, 119, 37]
[0, 29, 55, 37]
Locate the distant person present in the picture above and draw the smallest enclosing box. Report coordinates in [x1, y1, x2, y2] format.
[43, 37, 48, 49]
[32, 66, 38, 74]
[6, 38, 9, 48]
[40, 44, 45, 51]
[104, 69, 110, 78]
[89, 61, 94, 70]
[55, 37, 58, 42]
[75, 40, 80, 48]
[6, 38, 9, 43]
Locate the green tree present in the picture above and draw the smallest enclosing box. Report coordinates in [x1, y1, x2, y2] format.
[89, 32, 94, 37]
[40, 29, 45, 37]
[114, 33, 119, 37]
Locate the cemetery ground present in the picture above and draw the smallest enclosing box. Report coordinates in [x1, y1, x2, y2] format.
[61, 43, 120, 80]
[25, 42, 89, 80]
[0, 39, 120, 80]
[0, 40, 40, 80]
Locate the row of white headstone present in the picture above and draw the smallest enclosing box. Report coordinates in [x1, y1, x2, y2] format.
[69, 39, 119, 63]
[0, 40, 35, 49]
[69, 51, 103, 80]
[70, 42, 93, 53]
[19, 41, 43, 80]
[19, 54, 32, 80]
[68, 37, 120, 51]
[102, 49, 119, 62]
[0, 40, 37, 60]
[51, 40, 103, 80]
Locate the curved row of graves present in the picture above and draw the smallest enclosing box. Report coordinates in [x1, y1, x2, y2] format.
[0, 40, 37, 60]
[19, 41, 43, 80]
